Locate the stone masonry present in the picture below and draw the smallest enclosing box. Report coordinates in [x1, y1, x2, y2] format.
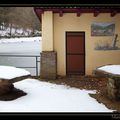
[40, 51, 57, 79]
[107, 77, 120, 100]
[93, 69, 120, 100]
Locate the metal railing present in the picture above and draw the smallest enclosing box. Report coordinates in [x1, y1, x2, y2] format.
[0, 54, 40, 76]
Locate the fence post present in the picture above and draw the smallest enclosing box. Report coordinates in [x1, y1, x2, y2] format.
[0, 55, 40, 76]
[36, 56, 38, 76]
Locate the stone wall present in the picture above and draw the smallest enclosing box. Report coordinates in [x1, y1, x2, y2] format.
[107, 77, 120, 100]
[40, 51, 57, 79]
[93, 69, 120, 100]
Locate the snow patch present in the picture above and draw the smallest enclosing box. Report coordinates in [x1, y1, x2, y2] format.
[98, 65, 120, 75]
[0, 79, 114, 112]
[0, 26, 41, 37]
[0, 37, 41, 44]
[0, 66, 30, 79]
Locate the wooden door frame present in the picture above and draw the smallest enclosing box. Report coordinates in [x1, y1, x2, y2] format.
[66, 31, 86, 75]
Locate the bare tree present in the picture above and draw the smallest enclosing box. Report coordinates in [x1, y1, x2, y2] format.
[0, 7, 41, 37]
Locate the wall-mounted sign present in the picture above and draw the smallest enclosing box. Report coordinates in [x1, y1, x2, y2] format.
[91, 22, 115, 36]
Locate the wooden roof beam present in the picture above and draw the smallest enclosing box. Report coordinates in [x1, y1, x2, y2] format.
[59, 10, 63, 17]
[111, 10, 117, 17]
[76, 9, 81, 17]
[34, 8, 44, 22]
[94, 9, 100, 17]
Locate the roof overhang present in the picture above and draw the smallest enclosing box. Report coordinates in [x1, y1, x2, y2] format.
[34, 6, 120, 21]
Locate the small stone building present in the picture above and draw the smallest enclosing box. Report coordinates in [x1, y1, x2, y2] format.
[34, 5, 120, 79]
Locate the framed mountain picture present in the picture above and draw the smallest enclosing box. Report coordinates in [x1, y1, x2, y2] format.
[91, 22, 115, 36]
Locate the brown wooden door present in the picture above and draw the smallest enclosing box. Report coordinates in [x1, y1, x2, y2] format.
[66, 32, 85, 75]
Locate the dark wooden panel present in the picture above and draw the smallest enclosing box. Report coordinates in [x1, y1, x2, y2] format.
[67, 35, 84, 54]
[66, 32, 85, 75]
[67, 32, 84, 36]
[67, 55, 85, 73]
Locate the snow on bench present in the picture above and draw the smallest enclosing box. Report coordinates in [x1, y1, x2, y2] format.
[0, 66, 31, 82]
[98, 65, 120, 75]
[93, 65, 120, 78]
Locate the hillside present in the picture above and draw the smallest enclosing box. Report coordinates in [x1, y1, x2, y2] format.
[0, 7, 41, 38]
[0, 25, 41, 38]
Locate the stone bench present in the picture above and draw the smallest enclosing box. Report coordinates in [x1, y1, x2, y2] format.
[0, 74, 31, 95]
[0, 80, 14, 95]
[93, 67, 120, 100]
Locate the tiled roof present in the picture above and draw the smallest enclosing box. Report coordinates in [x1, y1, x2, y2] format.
[34, 4, 120, 19]
[35, 4, 120, 8]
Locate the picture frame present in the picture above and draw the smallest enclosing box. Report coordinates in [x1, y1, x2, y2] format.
[91, 22, 115, 36]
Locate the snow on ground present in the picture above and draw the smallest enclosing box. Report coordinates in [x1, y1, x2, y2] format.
[98, 65, 120, 75]
[0, 37, 41, 54]
[0, 66, 30, 79]
[0, 26, 41, 37]
[0, 66, 114, 112]
[0, 79, 113, 112]
[0, 37, 41, 43]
